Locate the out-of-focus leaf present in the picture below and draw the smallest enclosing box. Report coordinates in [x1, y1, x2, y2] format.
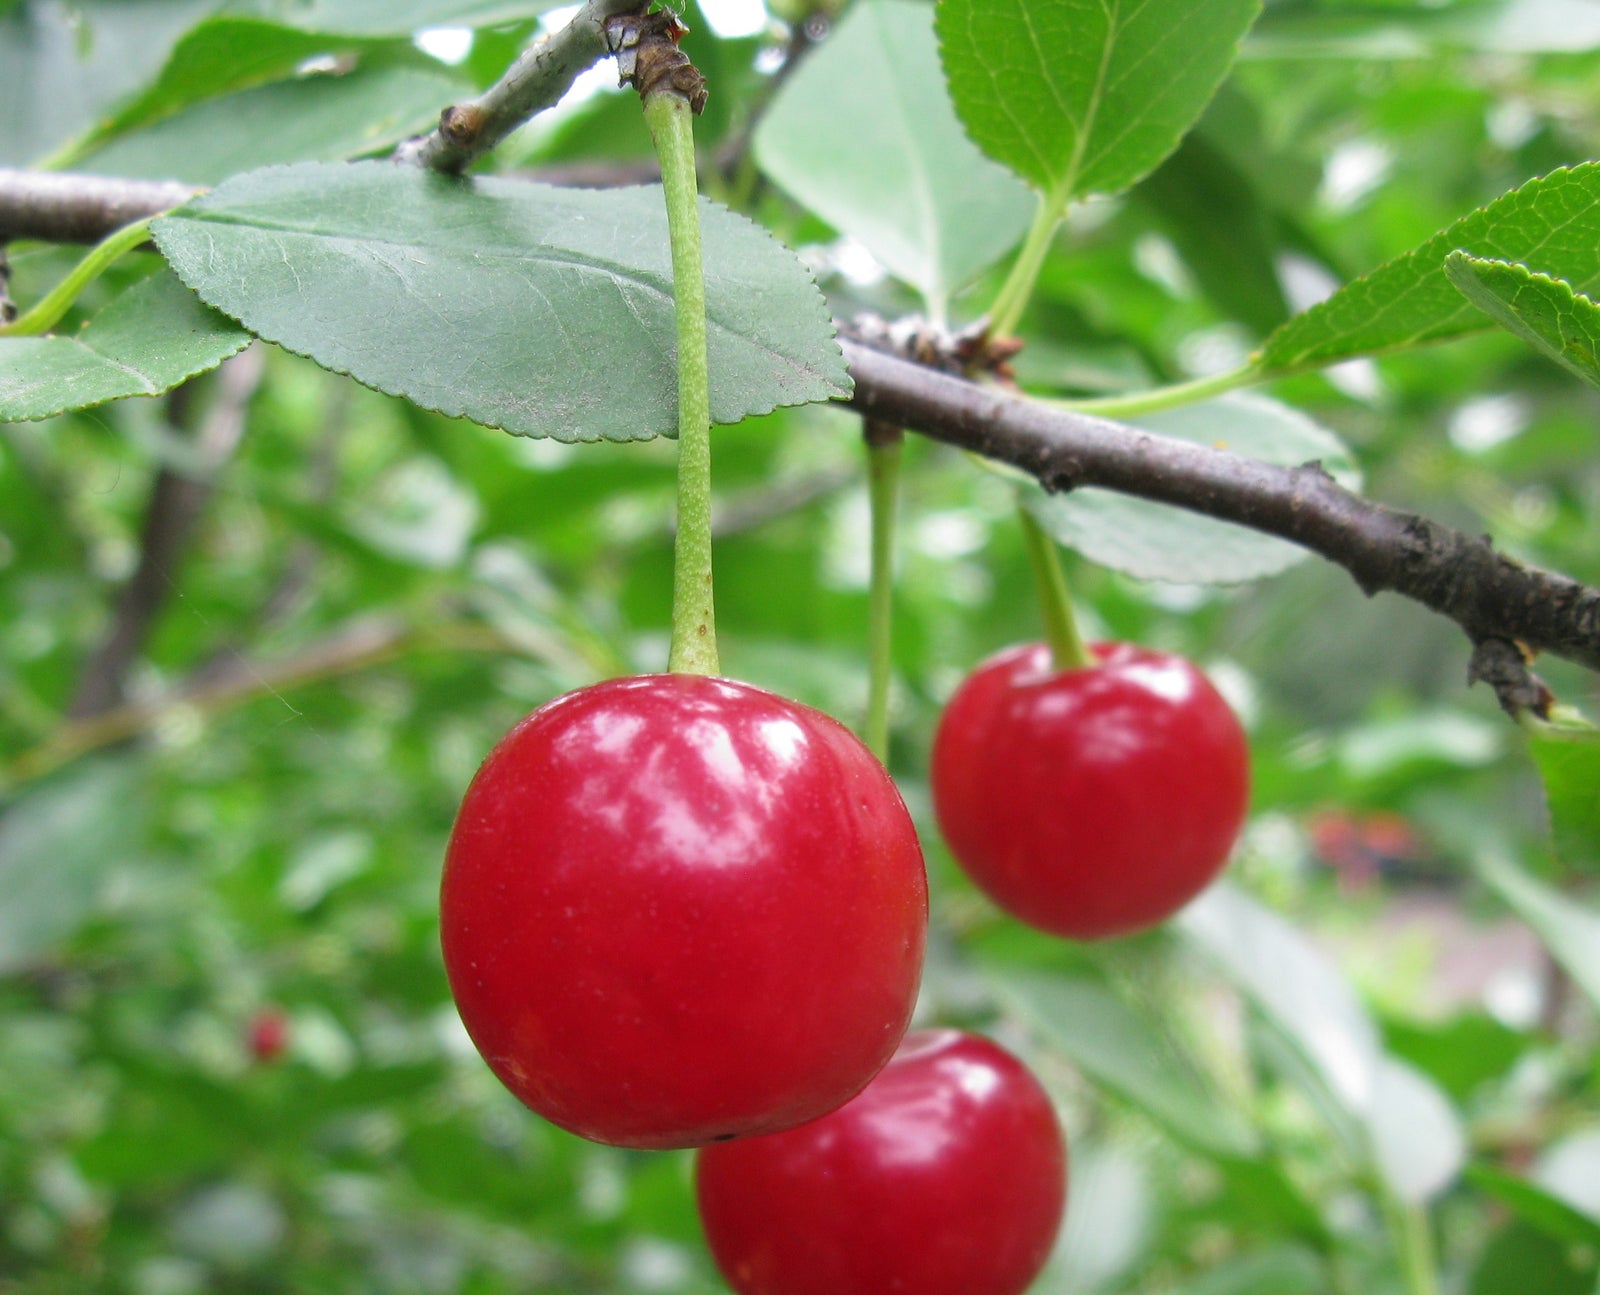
[251, 0, 564, 35]
[1446, 254, 1600, 389]
[1047, 1141, 1152, 1291]
[1251, 0, 1600, 57]
[1174, 1248, 1324, 1295]
[1257, 164, 1600, 377]
[0, 761, 147, 973]
[77, 65, 463, 184]
[1537, 1128, 1600, 1224]
[1369, 1055, 1467, 1204]
[154, 161, 850, 441]
[1468, 1163, 1600, 1247]
[988, 969, 1259, 1158]
[936, 0, 1261, 203]
[752, 0, 1031, 313]
[1525, 710, 1600, 873]
[0, 270, 252, 422]
[1026, 394, 1361, 584]
[1467, 1220, 1598, 1295]
[1475, 851, 1600, 1011]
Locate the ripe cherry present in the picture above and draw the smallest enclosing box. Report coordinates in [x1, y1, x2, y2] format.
[931, 642, 1249, 939]
[695, 1028, 1067, 1295]
[441, 673, 928, 1150]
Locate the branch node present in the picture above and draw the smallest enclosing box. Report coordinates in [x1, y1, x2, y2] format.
[1467, 637, 1555, 719]
[607, 7, 708, 114]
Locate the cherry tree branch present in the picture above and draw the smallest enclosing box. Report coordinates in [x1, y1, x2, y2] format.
[2, 171, 1597, 686]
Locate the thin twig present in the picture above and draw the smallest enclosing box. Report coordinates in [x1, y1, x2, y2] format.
[393, 0, 651, 173]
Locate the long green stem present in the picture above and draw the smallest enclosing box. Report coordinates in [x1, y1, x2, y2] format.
[1017, 504, 1093, 671]
[1057, 363, 1260, 418]
[1385, 1194, 1441, 1295]
[863, 423, 903, 762]
[0, 215, 156, 337]
[645, 90, 718, 677]
[987, 191, 1062, 341]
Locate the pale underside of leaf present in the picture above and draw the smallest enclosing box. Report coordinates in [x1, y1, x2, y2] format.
[153, 162, 850, 442]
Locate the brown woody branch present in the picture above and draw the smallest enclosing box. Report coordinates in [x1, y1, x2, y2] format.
[3, 170, 1598, 690]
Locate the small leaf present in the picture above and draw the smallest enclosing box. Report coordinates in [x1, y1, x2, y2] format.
[753, 0, 1032, 313]
[936, 0, 1262, 204]
[154, 162, 850, 442]
[1445, 253, 1600, 389]
[1475, 851, 1600, 1010]
[1258, 163, 1600, 376]
[1525, 711, 1600, 873]
[1468, 1164, 1600, 1249]
[1025, 393, 1362, 584]
[0, 269, 252, 422]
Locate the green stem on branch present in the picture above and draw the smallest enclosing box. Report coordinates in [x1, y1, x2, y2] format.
[863, 421, 903, 763]
[1057, 363, 1259, 418]
[1017, 503, 1093, 671]
[986, 192, 1061, 342]
[0, 215, 156, 337]
[645, 88, 718, 677]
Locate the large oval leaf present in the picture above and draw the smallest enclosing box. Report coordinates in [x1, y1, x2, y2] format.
[153, 161, 850, 441]
[753, 0, 1032, 315]
[1026, 392, 1362, 584]
[937, 0, 1261, 204]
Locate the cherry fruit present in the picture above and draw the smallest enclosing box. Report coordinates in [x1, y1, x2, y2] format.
[441, 673, 928, 1150]
[696, 1028, 1067, 1295]
[931, 642, 1249, 939]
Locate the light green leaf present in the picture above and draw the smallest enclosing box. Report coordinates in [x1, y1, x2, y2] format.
[1370, 1055, 1468, 1204]
[1525, 711, 1600, 873]
[250, 0, 562, 35]
[77, 65, 465, 185]
[1446, 253, 1600, 390]
[1257, 163, 1600, 376]
[0, 269, 252, 422]
[153, 162, 850, 442]
[936, 0, 1261, 203]
[753, 0, 1032, 314]
[1476, 851, 1600, 1011]
[988, 969, 1259, 1158]
[1468, 1163, 1600, 1248]
[1025, 393, 1362, 584]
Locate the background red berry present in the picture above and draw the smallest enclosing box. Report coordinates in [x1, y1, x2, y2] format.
[441, 673, 928, 1150]
[696, 1028, 1068, 1295]
[932, 642, 1250, 939]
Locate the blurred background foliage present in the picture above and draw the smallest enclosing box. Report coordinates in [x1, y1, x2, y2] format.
[3, 0, 1600, 1291]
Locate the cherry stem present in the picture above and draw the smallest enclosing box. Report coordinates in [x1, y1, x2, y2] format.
[0, 214, 155, 337]
[863, 420, 904, 763]
[1017, 504, 1093, 671]
[644, 88, 718, 677]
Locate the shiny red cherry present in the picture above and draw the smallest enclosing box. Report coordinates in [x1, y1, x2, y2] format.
[695, 1029, 1067, 1295]
[931, 642, 1249, 939]
[440, 674, 928, 1150]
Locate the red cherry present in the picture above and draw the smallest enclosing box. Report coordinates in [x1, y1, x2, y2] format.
[246, 1009, 289, 1064]
[695, 1028, 1067, 1295]
[931, 642, 1249, 940]
[441, 674, 928, 1150]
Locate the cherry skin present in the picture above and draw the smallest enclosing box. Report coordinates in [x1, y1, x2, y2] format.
[695, 1029, 1067, 1295]
[931, 642, 1249, 940]
[440, 673, 928, 1150]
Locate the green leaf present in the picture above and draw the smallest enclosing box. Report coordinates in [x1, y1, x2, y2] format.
[0, 269, 252, 422]
[1525, 711, 1600, 873]
[936, 0, 1262, 204]
[1468, 1164, 1600, 1249]
[1370, 1054, 1468, 1204]
[1468, 1220, 1598, 1295]
[752, 0, 1032, 314]
[1445, 253, 1600, 389]
[1475, 851, 1600, 1010]
[1258, 163, 1600, 376]
[1025, 393, 1362, 584]
[77, 65, 465, 185]
[251, 0, 566, 36]
[988, 968, 1259, 1158]
[153, 162, 850, 442]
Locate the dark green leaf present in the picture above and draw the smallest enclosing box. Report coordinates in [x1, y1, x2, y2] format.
[1446, 253, 1600, 389]
[0, 269, 252, 422]
[753, 0, 1032, 313]
[1468, 1220, 1597, 1295]
[1525, 711, 1600, 873]
[1026, 394, 1362, 584]
[153, 162, 850, 441]
[1468, 1164, 1600, 1249]
[1258, 164, 1600, 376]
[936, 0, 1261, 203]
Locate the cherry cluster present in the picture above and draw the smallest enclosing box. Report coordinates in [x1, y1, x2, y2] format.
[440, 638, 1248, 1294]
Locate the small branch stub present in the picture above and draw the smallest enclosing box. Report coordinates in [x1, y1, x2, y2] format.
[606, 7, 708, 113]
